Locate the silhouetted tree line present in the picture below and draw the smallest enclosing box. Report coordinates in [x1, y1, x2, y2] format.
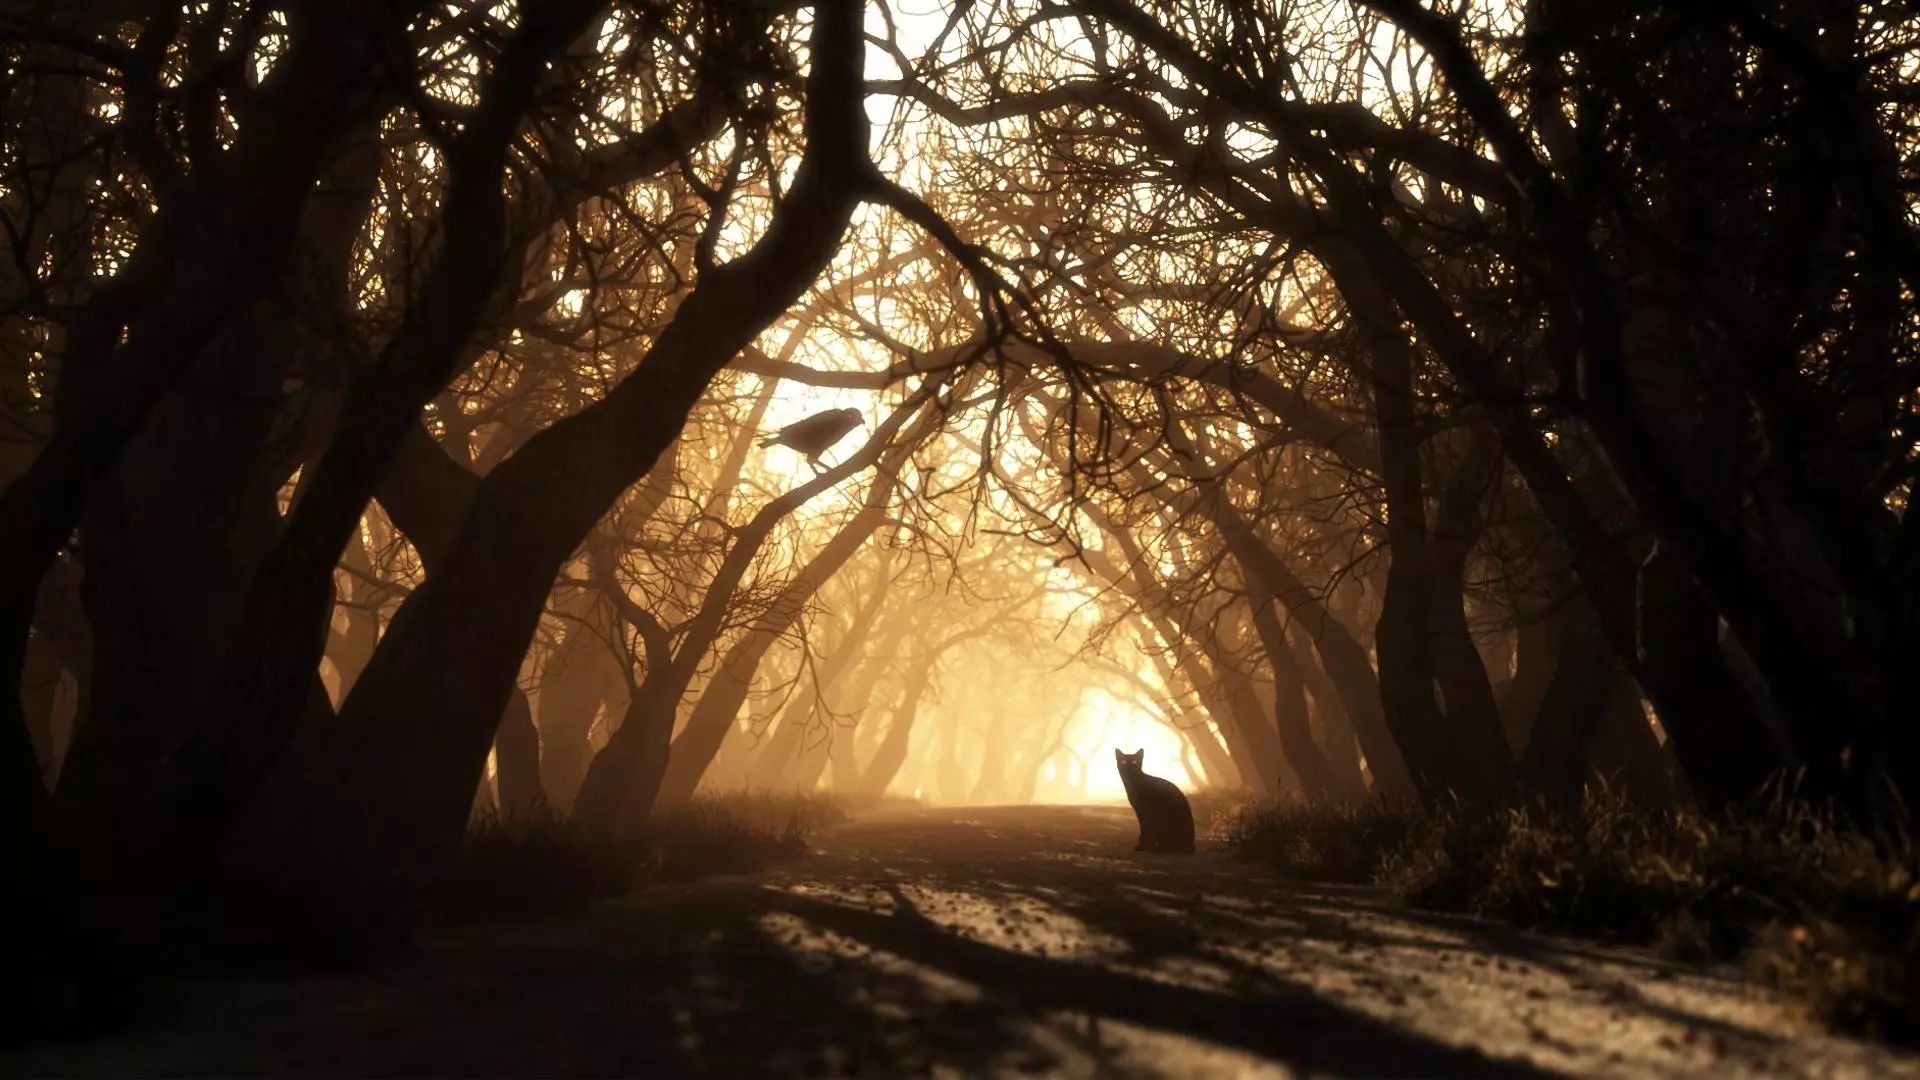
[2, 0, 1916, 954]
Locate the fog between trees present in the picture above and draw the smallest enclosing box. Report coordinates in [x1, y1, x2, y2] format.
[3, 0, 1917, 929]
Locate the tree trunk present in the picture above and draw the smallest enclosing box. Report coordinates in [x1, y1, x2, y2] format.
[859, 656, 937, 797]
[1203, 499, 1418, 802]
[20, 633, 64, 786]
[533, 621, 628, 811]
[52, 121, 383, 881]
[1587, 679, 1683, 807]
[0, 17, 391, 815]
[1518, 593, 1622, 798]
[1633, 545, 1787, 805]
[1281, 627, 1366, 798]
[1074, 512, 1281, 793]
[753, 571, 895, 793]
[797, 640, 898, 795]
[201, 6, 874, 905]
[969, 711, 1009, 804]
[1424, 426, 1515, 799]
[488, 686, 544, 816]
[651, 507, 884, 807]
[1499, 620, 1553, 754]
[1145, 649, 1242, 790]
[1252, 601, 1338, 799]
[648, 391, 946, 808]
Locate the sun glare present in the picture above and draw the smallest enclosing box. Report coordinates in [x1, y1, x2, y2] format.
[1056, 688, 1196, 804]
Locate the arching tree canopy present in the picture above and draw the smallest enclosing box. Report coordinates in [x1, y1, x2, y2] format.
[3, 0, 1917, 943]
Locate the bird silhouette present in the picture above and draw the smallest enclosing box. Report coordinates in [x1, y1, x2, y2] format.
[758, 407, 864, 471]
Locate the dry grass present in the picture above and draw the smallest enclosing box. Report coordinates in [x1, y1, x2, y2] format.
[626, 794, 831, 884]
[1221, 789, 1920, 1045]
[1184, 787, 1261, 844]
[430, 792, 858, 925]
[1219, 797, 1420, 882]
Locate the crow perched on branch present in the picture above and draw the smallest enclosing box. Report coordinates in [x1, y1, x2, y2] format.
[758, 407, 864, 470]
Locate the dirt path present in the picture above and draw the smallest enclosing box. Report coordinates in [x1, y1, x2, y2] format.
[9, 805, 1917, 1077]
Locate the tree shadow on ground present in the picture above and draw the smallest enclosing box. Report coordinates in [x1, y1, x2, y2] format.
[3, 804, 1854, 1077]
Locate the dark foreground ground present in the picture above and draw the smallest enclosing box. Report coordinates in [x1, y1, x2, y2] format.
[8, 804, 1917, 1078]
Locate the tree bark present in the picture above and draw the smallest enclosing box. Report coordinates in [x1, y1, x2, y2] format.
[212, 2, 874, 902]
[0, 13, 395, 834]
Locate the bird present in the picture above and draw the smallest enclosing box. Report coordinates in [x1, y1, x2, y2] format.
[758, 407, 864, 471]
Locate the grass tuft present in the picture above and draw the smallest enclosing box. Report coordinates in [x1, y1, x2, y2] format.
[1221, 788, 1920, 1045]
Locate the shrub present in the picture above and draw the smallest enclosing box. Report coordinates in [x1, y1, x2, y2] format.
[1388, 790, 1920, 1046]
[1224, 787, 1920, 1045]
[428, 806, 630, 925]
[429, 791, 853, 924]
[1220, 797, 1421, 883]
[627, 799, 813, 884]
[1752, 916, 1920, 1045]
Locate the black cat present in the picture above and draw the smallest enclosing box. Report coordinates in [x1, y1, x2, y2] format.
[1114, 748, 1195, 853]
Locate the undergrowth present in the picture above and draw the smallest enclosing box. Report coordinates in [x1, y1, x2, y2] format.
[1222, 789, 1920, 1046]
[1219, 797, 1420, 882]
[429, 791, 853, 925]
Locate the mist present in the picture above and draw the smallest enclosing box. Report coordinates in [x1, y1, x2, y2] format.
[5, 0, 1919, 1071]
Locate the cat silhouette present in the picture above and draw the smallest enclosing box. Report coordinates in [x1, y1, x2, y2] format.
[1114, 748, 1195, 853]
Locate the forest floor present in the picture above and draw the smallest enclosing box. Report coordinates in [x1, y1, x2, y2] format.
[9, 804, 1919, 1078]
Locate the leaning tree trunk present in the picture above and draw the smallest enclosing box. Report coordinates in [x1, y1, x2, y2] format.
[1335, 250, 1514, 807]
[493, 690, 544, 817]
[738, 678, 815, 789]
[1200, 498, 1418, 802]
[791, 629, 901, 795]
[52, 123, 384, 885]
[0, 18, 392, 846]
[1499, 620, 1554, 755]
[750, 568, 895, 792]
[599, 391, 943, 818]
[1633, 545, 1787, 805]
[19, 633, 64, 787]
[857, 658, 932, 798]
[191, 4, 874, 907]
[969, 711, 1011, 804]
[1074, 515, 1277, 793]
[1145, 650, 1242, 790]
[1252, 602, 1338, 800]
[1586, 675, 1684, 807]
[1278, 626, 1366, 799]
[1518, 593, 1625, 799]
[651, 506, 888, 808]
[645, 388, 951, 809]
[1208, 651, 1290, 795]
